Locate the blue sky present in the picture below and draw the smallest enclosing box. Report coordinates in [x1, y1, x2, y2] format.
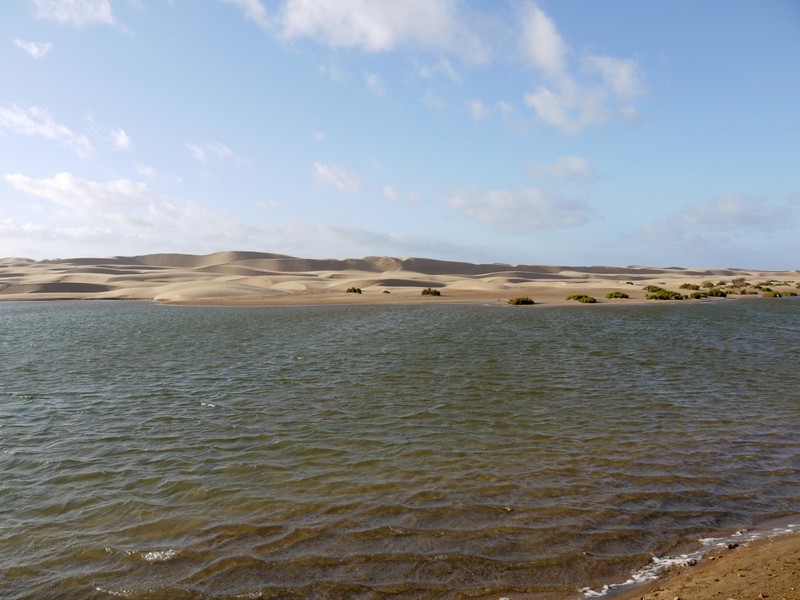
[1, 0, 798, 268]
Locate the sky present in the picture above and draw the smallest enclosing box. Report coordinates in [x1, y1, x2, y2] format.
[1, 1, 799, 269]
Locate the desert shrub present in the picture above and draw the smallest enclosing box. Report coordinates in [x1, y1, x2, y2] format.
[508, 296, 535, 305]
[731, 277, 747, 287]
[643, 285, 665, 293]
[796, 283, 800, 289]
[701, 280, 715, 289]
[691, 291, 708, 299]
[740, 289, 757, 295]
[421, 287, 441, 296]
[346, 287, 362, 294]
[626, 281, 634, 285]
[567, 294, 596, 303]
[716, 280, 727, 286]
[606, 291, 629, 299]
[646, 289, 684, 300]
[383, 290, 391, 294]
[680, 283, 700, 290]
[785, 291, 798, 296]
[762, 291, 783, 298]
[707, 288, 727, 297]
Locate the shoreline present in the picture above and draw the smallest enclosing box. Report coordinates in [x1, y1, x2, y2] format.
[601, 527, 800, 600]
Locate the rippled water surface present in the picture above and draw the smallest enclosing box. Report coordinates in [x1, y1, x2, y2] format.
[1, 299, 799, 599]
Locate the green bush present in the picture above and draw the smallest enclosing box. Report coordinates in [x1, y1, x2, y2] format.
[680, 283, 700, 290]
[796, 283, 800, 289]
[691, 291, 709, 299]
[716, 281, 727, 286]
[762, 291, 783, 297]
[707, 288, 727, 297]
[701, 280, 715, 289]
[731, 277, 747, 287]
[346, 287, 362, 294]
[606, 291, 629, 299]
[567, 294, 596, 303]
[508, 296, 535, 305]
[421, 287, 441, 296]
[646, 289, 684, 300]
[785, 291, 798, 297]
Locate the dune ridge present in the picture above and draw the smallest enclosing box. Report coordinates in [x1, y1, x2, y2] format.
[0, 252, 797, 306]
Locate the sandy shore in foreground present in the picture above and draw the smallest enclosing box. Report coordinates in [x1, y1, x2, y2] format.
[0, 251, 797, 306]
[610, 532, 800, 600]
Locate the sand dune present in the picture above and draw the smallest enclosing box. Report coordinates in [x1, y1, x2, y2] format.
[0, 252, 797, 306]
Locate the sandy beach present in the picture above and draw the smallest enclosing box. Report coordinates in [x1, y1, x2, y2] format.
[0, 251, 797, 306]
[611, 531, 800, 600]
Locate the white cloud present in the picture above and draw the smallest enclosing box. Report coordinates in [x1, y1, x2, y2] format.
[382, 185, 399, 202]
[679, 195, 794, 232]
[519, 2, 644, 134]
[417, 57, 461, 83]
[220, 0, 269, 28]
[258, 199, 282, 210]
[365, 72, 387, 97]
[313, 161, 362, 192]
[443, 188, 592, 232]
[14, 39, 53, 59]
[5, 172, 153, 222]
[33, 0, 115, 28]
[186, 141, 251, 166]
[520, 2, 567, 78]
[110, 128, 132, 151]
[468, 99, 490, 121]
[530, 155, 596, 183]
[422, 91, 448, 111]
[0, 104, 93, 158]
[3, 171, 265, 253]
[136, 164, 158, 179]
[277, 0, 487, 62]
[640, 195, 795, 250]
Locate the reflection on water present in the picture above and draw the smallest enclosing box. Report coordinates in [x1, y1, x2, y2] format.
[1, 299, 799, 599]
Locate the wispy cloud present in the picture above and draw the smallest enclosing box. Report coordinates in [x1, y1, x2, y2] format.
[187, 141, 251, 166]
[33, 0, 115, 28]
[14, 39, 53, 59]
[677, 194, 793, 232]
[276, 0, 487, 62]
[417, 57, 461, 83]
[3, 171, 263, 252]
[110, 128, 132, 151]
[468, 99, 490, 121]
[519, 2, 644, 134]
[443, 187, 592, 232]
[219, 0, 269, 29]
[364, 72, 387, 97]
[640, 194, 795, 246]
[0, 104, 93, 158]
[313, 161, 362, 192]
[529, 155, 597, 183]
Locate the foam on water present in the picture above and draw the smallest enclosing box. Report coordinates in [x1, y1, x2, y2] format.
[581, 522, 800, 597]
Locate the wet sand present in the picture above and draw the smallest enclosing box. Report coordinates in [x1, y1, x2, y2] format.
[610, 532, 800, 600]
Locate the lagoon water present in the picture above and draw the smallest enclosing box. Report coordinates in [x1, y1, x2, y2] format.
[1, 299, 799, 599]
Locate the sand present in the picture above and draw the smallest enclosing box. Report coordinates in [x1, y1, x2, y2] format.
[0, 251, 797, 306]
[610, 532, 800, 600]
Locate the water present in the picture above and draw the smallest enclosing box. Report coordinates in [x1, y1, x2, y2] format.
[1, 299, 798, 599]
